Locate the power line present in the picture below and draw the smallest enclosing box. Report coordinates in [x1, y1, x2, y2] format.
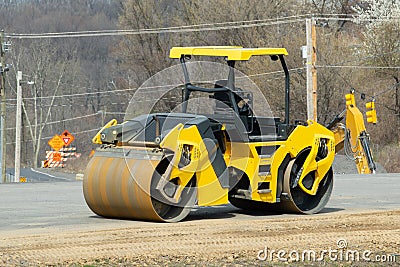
[246, 67, 305, 78]
[5, 112, 100, 131]
[374, 82, 400, 98]
[5, 67, 305, 102]
[319, 17, 400, 22]
[14, 14, 309, 34]
[5, 14, 399, 39]
[7, 19, 304, 39]
[317, 65, 400, 69]
[3, 67, 306, 137]
[6, 15, 310, 39]
[6, 87, 137, 101]
[314, 50, 399, 105]
[104, 112, 126, 115]
[19, 102, 129, 108]
[324, 48, 400, 67]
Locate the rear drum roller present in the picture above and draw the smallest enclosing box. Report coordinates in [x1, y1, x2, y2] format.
[228, 160, 333, 214]
[280, 159, 333, 214]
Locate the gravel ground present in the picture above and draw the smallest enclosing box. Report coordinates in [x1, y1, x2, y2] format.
[1, 210, 399, 266]
[332, 154, 386, 174]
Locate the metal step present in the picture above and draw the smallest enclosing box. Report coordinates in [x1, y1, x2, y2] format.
[236, 189, 252, 199]
[257, 189, 272, 194]
[258, 171, 271, 177]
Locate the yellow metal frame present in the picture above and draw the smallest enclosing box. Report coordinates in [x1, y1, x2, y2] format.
[170, 46, 289, 60]
[160, 123, 228, 206]
[228, 120, 334, 202]
[159, 118, 335, 206]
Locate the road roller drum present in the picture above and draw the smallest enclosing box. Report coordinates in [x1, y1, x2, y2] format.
[83, 147, 197, 222]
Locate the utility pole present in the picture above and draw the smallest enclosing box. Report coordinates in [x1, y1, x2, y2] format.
[0, 31, 6, 183]
[306, 18, 318, 121]
[15, 71, 22, 183]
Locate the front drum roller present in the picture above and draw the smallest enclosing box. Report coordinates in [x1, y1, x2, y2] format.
[229, 159, 333, 214]
[83, 149, 197, 222]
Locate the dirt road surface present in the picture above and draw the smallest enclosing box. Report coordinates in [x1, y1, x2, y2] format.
[0, 173, 399, 266]
[1, 210, 399, 266]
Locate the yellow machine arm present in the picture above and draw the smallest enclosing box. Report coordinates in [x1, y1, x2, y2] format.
[92, 119, 118, 144]
[327, 91, 376, 174]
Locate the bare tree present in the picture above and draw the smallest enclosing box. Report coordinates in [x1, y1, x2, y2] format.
[8, 40, 80, 167]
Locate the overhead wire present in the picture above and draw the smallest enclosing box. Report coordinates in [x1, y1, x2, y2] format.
[315, 31, 400, 105]
[5, 67, 305, 102]
[5, 112, 100, 131]
[3, 66, 306, 142]
[10, 14, 308, 34]
[7, 18, 305, 39]
[5, 14, 399, 39]
[317, 65, 400, 69]
[6, 87, 137, 101]
[374, 82, 400, 98]
[324, 48, 400, 67]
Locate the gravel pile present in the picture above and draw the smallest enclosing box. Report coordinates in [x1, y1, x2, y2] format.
[333, 154, 386, 174]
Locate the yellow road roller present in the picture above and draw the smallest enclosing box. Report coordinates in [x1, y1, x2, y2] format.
[83, 46, 376, 222]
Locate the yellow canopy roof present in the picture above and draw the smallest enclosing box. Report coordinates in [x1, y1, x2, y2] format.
[169, 46, 288, 60]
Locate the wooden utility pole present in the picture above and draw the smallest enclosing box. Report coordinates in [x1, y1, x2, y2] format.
[15, 71, 22, 183]
[306, 18, 318, 121]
